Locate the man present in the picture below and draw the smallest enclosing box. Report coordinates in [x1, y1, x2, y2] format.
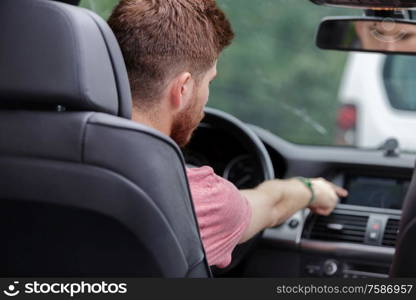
[108, 0, 348, 268]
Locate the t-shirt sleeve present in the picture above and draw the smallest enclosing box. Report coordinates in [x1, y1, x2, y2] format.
[186, 166, 252, 268]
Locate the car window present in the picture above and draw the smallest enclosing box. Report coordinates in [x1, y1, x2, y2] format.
[83, 0, 416, 152]
[209, 0, 356, 147]
[384, 55, 416, 111]
[79, 0, 119, 19]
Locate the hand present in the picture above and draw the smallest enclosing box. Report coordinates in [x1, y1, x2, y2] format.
[308, 178, 348, 216]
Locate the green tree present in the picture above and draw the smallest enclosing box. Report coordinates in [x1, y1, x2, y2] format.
[80, 0, 119, 19]
[211, 0, 358, 145]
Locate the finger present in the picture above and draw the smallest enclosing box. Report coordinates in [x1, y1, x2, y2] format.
[336, 188, 348, 198]
[318, 179, 348, 197]
[329, 183, 349, 197]
[315, 207, 333, 216]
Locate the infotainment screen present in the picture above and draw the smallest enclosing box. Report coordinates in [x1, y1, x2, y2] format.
[343, 176, 409, 210]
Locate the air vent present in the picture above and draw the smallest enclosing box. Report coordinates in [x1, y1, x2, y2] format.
[305, 213, 369, 244]
[382, 218, 400, 247]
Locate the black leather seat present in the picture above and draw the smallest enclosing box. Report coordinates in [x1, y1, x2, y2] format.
[0, 0, 209, 277]
[391, 168, 416, 277]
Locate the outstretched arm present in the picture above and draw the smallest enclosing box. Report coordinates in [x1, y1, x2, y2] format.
[239, 178, 348, 243]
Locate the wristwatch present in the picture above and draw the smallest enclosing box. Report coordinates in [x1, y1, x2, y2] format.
[296, 177, 316, 206]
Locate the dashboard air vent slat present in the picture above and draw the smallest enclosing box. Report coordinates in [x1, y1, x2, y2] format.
[382, 218, 400, 247]
[306, 213, 369, 244]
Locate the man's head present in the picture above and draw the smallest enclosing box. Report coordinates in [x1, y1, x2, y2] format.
[108, 0, 234, 146]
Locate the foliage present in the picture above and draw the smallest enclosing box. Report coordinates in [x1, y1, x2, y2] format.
[80, 0, 119, 19]
[212, 0, 358, 145]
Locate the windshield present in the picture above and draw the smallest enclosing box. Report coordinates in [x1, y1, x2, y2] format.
[81, 0, 416, 152]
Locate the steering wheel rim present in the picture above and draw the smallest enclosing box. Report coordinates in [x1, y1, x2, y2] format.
[195, 107, 275, 274]
[202, 107, 275, 182]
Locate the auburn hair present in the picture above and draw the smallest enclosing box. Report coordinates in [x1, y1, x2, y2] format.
[108, 0, 234, 109]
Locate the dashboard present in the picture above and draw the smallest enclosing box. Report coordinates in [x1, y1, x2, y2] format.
[184, 108, 416, 278]
[250, 126, 414, 278]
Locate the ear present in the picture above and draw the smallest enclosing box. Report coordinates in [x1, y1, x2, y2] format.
[169, 72, 195, 112]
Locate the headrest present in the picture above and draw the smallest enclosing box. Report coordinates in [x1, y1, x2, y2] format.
[0, 0, 132, 118]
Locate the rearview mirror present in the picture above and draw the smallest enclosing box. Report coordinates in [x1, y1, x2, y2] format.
[311, 0, 416, 8]
[317, 18, 416, 55]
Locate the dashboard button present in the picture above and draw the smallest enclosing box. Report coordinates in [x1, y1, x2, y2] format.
[366, 218, 384, 244]
[323, 260, 338, 276]
[288, 219, 299, 229]
[369, 232, 378, 240]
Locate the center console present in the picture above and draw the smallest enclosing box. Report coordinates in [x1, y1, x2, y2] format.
[262, 171, 405, 278]
[302, 255, 390, 278]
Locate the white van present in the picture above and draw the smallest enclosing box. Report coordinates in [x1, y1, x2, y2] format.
[337, 52, 416, 152]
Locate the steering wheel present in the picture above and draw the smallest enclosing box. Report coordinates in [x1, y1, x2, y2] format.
[201, 107, 275, 182]
[186, 107, 275, 274]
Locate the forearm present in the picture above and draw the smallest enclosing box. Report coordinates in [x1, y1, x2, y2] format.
[239, 178, 311, 243]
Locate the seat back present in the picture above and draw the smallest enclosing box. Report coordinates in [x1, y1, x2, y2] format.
[0, 0, 209, 277]
[391, 167, 416, 277]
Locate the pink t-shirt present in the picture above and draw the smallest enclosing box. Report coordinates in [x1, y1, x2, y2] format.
[186, 166, 252, 268]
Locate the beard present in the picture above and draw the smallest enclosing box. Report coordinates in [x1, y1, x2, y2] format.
[170, 99, 204, 148]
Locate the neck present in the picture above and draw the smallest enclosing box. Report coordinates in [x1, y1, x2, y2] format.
[131, 105, 172, 137]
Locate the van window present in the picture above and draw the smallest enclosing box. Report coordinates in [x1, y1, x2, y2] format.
[384, 55, 416, 112]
